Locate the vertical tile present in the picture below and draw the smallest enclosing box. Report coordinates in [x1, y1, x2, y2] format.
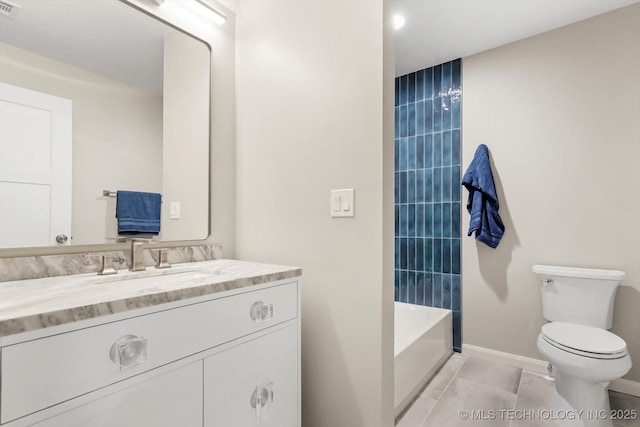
[442, 96, 452, 130]
[433, 133, 442, 167]
[442, 131, 452, 166]
[452, 202, 461, 238]
[442, 202, 452, 238]
[394, 106, 399, 139]
[399, 105, 407, 137]
[433, 238, 442, 273]
[394, 237, 400, 270]
[433, 239, 442, 273]
[452, 59, 461, 90]
[416, 69, 425, 101]
[394, 204, 399, 235]
[424, 67, 433, 100]
[442, 274, 451, 309]
[433, 168, 442, 203]
[408, 102, 416, 137]
[416, 135, 424, 169]
[399, 74, 408, 105]
[452, 239, 461, 274]
[424, 203, 433, 237]
[452, 97, 461, 130]
[394, 139, 399, 173]
[395, 76, 400, 106]
[451, 274, 461, 311]
[407, 271, 416, 304]
[442, 166, 452, 202]
[453, 310, 462, 351]
[400, 270, 408, 302]
[394, 269, 400, 301]
[407, 204, 415, 237]
[408, 238, 415, 271]
[394, 172, 399, 204]
[416, 169, 424, 204]
[441, 61, 452, 93]
[408, 136, 416, 170]
[399, 171, 407, 203]
[424, 134, 433, 169]
[424, 169, 433, 203]
[408, 72, 416, 103]
[407, 170, 415, 204]
[424, 238, 433, 272]
[415, 272, 425, 305]
[416, 101, 425, 135]
[424, 99, 433, 134]
[400, 204, 408, 236]
[416, 238, 424, 271]
[433, 65, 442, 97]
[451, 129, 461, 165]
[452, 165, 461, 203]
[442, 239, 451, 274]
[400, 237, 408, 269]
[424, 272, 433, 306]
[415, 203, 424, 237]
[398, 137, 407, 171]
[433, 96, 442, 133]
[432, 273, 442, 307]
[432, 203, 441, 237]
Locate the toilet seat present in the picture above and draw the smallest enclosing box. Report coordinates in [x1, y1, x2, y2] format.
[541, 322, 628, 360]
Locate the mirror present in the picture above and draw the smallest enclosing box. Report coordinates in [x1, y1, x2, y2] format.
[0, 0, 211, 249]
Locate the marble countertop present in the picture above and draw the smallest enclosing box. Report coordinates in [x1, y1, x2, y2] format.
[0, 259, 301, 337]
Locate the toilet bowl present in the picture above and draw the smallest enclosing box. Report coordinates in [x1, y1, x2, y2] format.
[532, 265, 632, 427]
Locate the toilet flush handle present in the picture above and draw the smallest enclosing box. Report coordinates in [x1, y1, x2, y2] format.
[541, 279, 554, 287]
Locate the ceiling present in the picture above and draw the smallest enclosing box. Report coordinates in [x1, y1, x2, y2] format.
[394, 0, 640, 76]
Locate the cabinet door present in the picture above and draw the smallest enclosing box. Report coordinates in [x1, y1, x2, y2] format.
[204, 325, 298, 427]
[33, 361, 202, 427]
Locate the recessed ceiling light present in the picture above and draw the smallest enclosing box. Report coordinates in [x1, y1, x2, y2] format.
[394, 14, 405, 30]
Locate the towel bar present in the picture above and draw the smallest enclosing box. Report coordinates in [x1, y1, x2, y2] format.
[103, 190, 117, 198]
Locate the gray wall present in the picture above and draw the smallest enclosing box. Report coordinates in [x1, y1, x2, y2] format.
[462, 3, 640, 384]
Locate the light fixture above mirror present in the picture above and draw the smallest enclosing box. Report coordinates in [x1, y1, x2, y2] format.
[153, 0, 226, 26]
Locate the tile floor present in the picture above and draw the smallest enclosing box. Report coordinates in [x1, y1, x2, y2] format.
[396, 354, 640, 427]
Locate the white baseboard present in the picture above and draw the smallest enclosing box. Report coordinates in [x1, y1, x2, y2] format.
[461, 344, 640, 398]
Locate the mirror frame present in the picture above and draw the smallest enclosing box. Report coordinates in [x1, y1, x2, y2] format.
[0, 0, 220, 258]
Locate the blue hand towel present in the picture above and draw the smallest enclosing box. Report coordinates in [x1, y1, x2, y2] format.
[461, 144, 504, 248]
[116, 190, 162, 235]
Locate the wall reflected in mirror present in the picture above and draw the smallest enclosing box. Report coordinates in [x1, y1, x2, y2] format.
[0, 0, 210, 249]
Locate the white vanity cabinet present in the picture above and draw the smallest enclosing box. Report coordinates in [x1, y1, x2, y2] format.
[0, 278, 300, 427]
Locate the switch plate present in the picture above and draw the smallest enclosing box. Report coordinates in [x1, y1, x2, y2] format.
[330, 189, 354, 218]
[170, 202, 181, 219]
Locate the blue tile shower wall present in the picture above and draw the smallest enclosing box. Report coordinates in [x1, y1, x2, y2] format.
[395, 59, 462, 352]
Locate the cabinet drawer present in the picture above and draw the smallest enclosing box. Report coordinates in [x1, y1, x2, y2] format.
[204, 324, 298, 427]
[1, 281, 297, 424]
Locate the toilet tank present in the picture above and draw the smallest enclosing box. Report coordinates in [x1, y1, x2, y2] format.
[532, 265, 625, 329]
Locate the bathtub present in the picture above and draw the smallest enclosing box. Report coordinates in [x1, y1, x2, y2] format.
[394, 302, 452, 417]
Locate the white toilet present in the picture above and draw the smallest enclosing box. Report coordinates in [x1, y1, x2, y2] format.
[533, 265, 632, 427]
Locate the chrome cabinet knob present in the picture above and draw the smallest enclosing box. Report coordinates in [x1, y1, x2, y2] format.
[55, 234, 68, 244]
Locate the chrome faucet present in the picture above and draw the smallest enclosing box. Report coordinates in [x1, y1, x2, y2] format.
[129, 240, 146, 272]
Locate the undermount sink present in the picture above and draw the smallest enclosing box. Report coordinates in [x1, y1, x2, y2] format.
[87, 266, 222, 285]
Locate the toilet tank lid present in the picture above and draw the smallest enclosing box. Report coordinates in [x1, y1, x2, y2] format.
[532, 265, 625, 281]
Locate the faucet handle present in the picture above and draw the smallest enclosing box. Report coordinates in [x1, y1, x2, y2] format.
[155, 249, 172, 269]
[98, 255, 118, 276]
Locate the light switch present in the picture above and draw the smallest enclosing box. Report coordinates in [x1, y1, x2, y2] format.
[330, 189, 355, 218]
[170, 202, 181, 219]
